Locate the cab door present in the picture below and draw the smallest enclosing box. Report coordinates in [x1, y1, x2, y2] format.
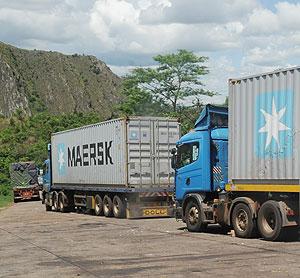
[175, 138, 209, 200]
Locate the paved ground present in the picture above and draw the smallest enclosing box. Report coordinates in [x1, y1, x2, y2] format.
[0, 202, 300, 278]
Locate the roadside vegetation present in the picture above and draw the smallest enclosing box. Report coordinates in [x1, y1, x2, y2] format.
[0, 112, 102, 207]
[0, 49, 225, 207]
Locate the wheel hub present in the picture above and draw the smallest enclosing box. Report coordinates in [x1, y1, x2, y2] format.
[236, 209, 248, 231]
[188, 207, 199, 225]
[114, 202, 119, 214]
[264, 212, 276, 232]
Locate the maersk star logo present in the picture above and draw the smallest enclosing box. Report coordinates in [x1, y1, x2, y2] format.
[57, 143, 66, 175]
[255, 91, 293, 158]
[258, 98, 290, 150]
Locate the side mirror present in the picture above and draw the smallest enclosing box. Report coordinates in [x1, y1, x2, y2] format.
[39, 169, 44, 176]
[171, 155, 177, 169]
[170, 148, 177, 169]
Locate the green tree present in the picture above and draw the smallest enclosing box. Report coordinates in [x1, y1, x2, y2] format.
[118, 76, 166, 116]
[121, 49, 215, 114]
[0, 111, 103, 204]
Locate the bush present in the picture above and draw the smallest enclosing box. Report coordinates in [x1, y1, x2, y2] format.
[0, 111, 103, 190]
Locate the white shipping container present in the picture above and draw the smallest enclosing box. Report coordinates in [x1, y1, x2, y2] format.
[51, 117, 180, 188]
[229, 67, 300, 183]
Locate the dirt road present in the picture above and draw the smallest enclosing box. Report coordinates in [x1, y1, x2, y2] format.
[0, 202, 300, 277]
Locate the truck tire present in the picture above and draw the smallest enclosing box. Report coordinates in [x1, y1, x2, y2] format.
[257, 200, 282, 241]
[185, 200, 207, 232]
[52, 191, 59, 212]
[44, 193, 52, 211]
[232, 203, 256, 238]
[58, 192, 67, 213]
[103, 195, 113, 217]
[113, 195, 126, 218]
[45, 204, 52, 211]
[94, 195, 103, 216]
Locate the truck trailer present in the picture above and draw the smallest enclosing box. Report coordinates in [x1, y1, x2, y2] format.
[41, 117, 180, 218]
[10, 162, 40, 202]
[173, 67, 300, 241]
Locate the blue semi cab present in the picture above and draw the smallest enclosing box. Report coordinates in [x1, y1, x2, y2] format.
[172, 105, 299, 241]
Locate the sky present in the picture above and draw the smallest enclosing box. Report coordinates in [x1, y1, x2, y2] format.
[0, 0, 300, 104]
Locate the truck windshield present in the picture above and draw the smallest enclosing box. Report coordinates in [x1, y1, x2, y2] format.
[176, 142, 199, 169]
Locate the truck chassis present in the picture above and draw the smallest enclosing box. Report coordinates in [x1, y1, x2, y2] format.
[176, 189, 299, 241]
[42, 186, 174, 219]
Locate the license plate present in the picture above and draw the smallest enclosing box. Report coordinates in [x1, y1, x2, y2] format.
[22, 191, 32, 198]
[143, 208, 168, 217]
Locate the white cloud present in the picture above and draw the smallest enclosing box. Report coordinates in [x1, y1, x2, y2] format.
[276, 1, 300, 30]
[140, 0, 258, 25]
[244, 8, 279, 35]
[0, 0, 300, 105]
[88, 0, 245, 56]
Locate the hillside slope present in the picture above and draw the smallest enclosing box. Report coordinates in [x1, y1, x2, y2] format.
[0, 42, 121, 118]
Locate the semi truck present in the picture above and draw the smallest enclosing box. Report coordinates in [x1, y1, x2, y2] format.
[173, 67, 300, 241]
[41, 117, 180, 218]
[10, 162, 40, 202]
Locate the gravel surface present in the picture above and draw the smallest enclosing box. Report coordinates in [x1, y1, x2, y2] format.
[0, 202, 300, 277]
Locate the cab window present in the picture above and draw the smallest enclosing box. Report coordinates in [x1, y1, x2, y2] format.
[176, 142, 199, 169]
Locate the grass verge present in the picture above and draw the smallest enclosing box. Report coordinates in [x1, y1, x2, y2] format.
[0, 193, 13, 209]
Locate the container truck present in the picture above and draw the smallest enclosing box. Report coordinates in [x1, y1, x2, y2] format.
[173, 67, 300, 241]
[10, 162, 40, 202]
[41, 117, 180, 218]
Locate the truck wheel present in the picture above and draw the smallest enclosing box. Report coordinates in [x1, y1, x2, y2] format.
[58, 192, 67, 213]
[44, 193, 51, 211]
[45, 204, 52, 211]
[232, 203, 255, 238]
[103, 195, 113, 217]
[52, 191, 59, 212]
[257, 201, 282, 241]
[94, 195, 103, 216]
[113, 195, 126, 218]
[45, 196, 52, 211]
[185, 200, 207, 232]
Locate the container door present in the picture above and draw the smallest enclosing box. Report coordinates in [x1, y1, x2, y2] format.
[153, 119, 180, 187]
[127, 119, 153, 186]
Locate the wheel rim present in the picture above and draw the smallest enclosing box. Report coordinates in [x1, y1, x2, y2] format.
[104, 200, 109, 214]
[59, 199, 63, 210]
[188, 206, 199, 225]
[53, 196, 58, 209]
[262, 209, 276, 234]
[235, 209, 248, 232]
[95, 201, 100, 214]
[113, 200, 119, 215]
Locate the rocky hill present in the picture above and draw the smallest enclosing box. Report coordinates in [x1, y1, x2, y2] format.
[0, 42, 121, 118]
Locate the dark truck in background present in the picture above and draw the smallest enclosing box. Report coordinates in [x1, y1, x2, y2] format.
[10, 162, 40, 202]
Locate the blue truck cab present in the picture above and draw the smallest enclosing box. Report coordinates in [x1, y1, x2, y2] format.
[173, 105, 299, 240]
[40, 144, 52, 201]
[173, 105, 229, 231]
